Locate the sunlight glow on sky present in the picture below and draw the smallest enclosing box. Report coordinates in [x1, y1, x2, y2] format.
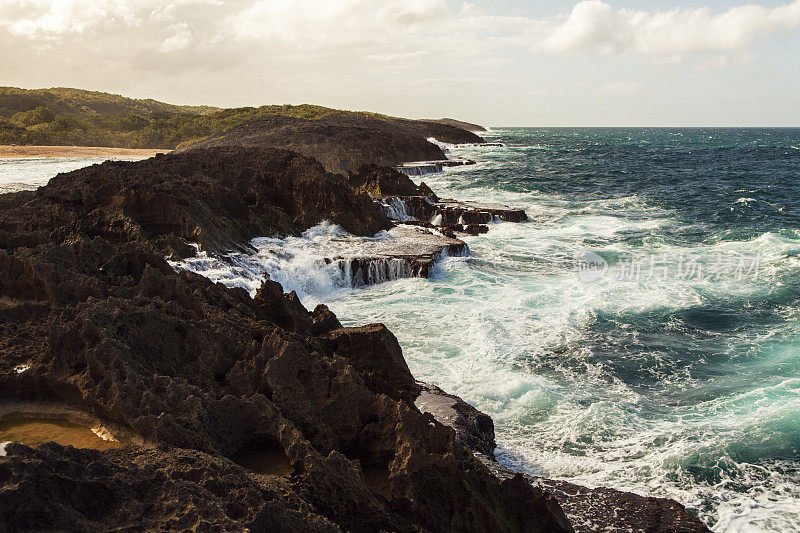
[1, 0, 798, 126]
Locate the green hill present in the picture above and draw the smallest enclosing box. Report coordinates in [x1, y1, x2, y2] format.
[0, 87, 396, 149]
[0, 87, 218, 119]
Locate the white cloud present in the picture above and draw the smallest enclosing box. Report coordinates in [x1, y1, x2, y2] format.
[599, 81, 644, 94]
[537, 0, 800, 55]
[1, 0, 798, 60]
[160, 22, 193, 53]
[228, 0, 447, 47]
[1, 0, 139, 38]
[693, 52, 756, 70]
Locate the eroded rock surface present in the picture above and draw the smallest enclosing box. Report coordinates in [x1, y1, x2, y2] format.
[0, 443, 341, 532]
[180, 113, 485, 175]
[341, 163, 526, 237]
[0, 147, 390, 258]
[395, 159, 477, 177]
[415, 385, 711, 533]
[348, 163, 422, 197]
[0, 148, 570, 532]
[415, 382, 496, 459]
[377, 195, 528, 237]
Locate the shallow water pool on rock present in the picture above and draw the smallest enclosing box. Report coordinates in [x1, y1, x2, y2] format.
[0, 414, 121, 451]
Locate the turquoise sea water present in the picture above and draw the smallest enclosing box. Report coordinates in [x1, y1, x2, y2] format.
[322, 129, 800, 531]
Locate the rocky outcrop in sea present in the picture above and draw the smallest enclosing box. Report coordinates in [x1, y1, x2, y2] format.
[353, 163, 528, 236]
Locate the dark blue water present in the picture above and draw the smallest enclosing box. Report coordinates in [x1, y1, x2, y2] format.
[487, 128, 800, 239]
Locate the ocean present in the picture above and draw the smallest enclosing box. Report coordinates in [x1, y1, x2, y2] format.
[7, 128, 800, 531]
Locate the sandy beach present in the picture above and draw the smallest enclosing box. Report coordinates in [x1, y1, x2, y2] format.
[0, 145, 169, 159]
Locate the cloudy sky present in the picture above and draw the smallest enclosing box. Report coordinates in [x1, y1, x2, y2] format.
[1, 0, 798, 126]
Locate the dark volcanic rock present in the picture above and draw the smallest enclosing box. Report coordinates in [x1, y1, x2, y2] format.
[347, 163, 421, 197]
[309, 304, 342, 335]
[415, 382, 496, 459]
[417, 181, 439, 201]
[395, 159, 476, 177]
[328, 325, 419, 404]
[179, 113, 485, 175]
[376, 195, 527, 235]
[0, 146, 390, 257]
[0, 150, 570, 532]
[452, 209, 492, 225]
[530, 477, 711, 533]
[0, 443, 340, 532]
[463, 224, 490, 235]
[323, 225, 467, 287]
[416, 388, 711, 533]
[495, 208, 528, 223]
[384, 195, 438, 221]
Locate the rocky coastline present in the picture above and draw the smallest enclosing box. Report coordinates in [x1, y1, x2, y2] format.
[416, 385, 710, 533]
[0, 126, 710, 531]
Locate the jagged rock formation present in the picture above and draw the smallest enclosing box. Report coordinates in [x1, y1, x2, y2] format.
[0, 443, 342, 531]
[0, 135, 707, 531]
[347, 163, 422, 197]
[527, 477, 711, 533]
[0, 148, 571, 532]
[417, 181, 439, 201]
[0, 146, 390, 257]
[415, 382, 496, 459]
[415, 386, 711, 533]
[344, 163, 527, 237]
[180, 113, 485, 174]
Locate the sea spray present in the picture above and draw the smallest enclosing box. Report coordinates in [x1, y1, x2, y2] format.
[169, 222, 467, 306]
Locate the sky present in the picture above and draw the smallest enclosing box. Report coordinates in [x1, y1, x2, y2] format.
[0, 0, 798, 126]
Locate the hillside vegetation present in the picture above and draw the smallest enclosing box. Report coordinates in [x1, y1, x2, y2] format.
[0, 87, 400, 149]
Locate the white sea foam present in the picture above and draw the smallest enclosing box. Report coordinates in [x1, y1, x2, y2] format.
[169, 222, 464, 307]
[380, 197, 415, 221]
